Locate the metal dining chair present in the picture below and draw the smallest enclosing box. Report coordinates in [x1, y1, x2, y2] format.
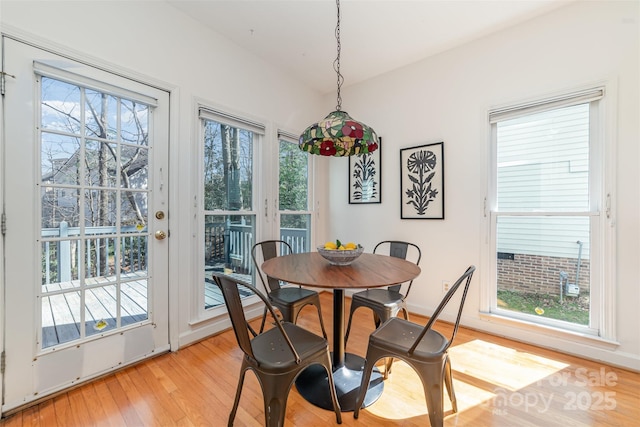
[252, 240, 327, 338]
[353, 265, 475, 427]
[212, 272, 342, 426]
[344, 240, 421, 377]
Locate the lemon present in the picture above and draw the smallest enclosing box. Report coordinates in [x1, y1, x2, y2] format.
[338, 245, 346, 250]
[345, 242, 357, 249]
[324, 241, 337, 250]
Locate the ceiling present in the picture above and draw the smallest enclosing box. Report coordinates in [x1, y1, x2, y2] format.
[167, 0, 573, 94]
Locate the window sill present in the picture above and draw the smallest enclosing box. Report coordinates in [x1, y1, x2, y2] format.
[478, 311, 620, 351]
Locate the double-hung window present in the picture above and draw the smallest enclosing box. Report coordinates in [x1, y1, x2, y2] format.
[487, 87, 614, 339]
[199, 107, 263, 310]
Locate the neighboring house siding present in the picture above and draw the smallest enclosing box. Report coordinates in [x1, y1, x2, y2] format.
[496, 104, 590, 260]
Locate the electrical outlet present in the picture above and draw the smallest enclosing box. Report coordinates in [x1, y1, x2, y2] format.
[442, 280, 450, 293]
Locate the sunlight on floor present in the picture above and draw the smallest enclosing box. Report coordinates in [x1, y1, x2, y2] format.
[449, 339, 569, 391]
[365, 360, 495, 420]
[364, 339, 568, 421]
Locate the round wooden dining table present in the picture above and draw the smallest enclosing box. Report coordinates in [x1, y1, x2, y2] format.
[261, 251, 421, 412]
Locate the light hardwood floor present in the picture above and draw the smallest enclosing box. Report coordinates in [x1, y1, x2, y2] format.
[2, 292, 639, 426]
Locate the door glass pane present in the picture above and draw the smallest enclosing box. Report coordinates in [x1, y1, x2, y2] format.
[39, 77, 152, 349]
[279, 139, 310, 253]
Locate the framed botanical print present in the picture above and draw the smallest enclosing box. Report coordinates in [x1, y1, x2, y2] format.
[349, 139, 381, 204]
[400, 142, 444, 219]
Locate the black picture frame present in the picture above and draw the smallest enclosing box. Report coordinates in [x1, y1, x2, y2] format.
[348, 138, 382, 204]
[400, 142, 444, 219]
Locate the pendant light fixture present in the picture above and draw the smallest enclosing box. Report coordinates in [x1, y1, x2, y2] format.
[298, 0, 379, 157]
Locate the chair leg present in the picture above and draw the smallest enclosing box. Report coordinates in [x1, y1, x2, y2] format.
[353, 351, 377, 419]
[323, 357, 343, 424]
[314, 301, 328, 339]
[418, 362, 445, 427]
[344, 304, 358, 346]
[259, 306, 268, 333]
[228, 363, 248, 426]
[260, 371, 296, 427]
[444, 355, 457, 413]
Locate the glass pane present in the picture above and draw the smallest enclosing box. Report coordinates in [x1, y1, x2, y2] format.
[120, 235, 148, 275]
[204, 214, 254, 309]
[85, 140, 118, 187]
[41, 133, 81, 185]
[121, 280, 149, 325]
[42, 291, 81, 348]
[121, 191, 148, 232]
[41, 77, 81, 134]
[497, 104, 589, 212]
[121, 99, 149, 145]
[84, 237, 117, 282]
[85, 90, 117, 140]
[121, 145, 148, 189]
[279, 140, 308, 210]
[41, 239, 81, 289]
[85, 285, 117, 337]
[496, 216, 590, 325]
[280, 214, 310, 253]
[84, 189, 118, 227]
[41, 186, 81, 228]
[203, 120, 254, 211]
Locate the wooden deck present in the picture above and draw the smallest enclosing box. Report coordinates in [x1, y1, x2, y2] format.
[42, 272, 252, 348]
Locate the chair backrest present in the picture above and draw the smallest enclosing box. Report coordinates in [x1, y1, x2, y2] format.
[409, 265, 476, 356]
[373, 240, 422, 294]
[211, 271, 301, 363]
[251, 240, 293, 293]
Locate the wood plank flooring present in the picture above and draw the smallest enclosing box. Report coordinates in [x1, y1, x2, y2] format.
[3, 291, 639, 426]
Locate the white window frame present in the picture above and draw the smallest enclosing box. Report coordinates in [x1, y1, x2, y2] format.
[193, 104, 265, 321]
[482, 85, 617, 344]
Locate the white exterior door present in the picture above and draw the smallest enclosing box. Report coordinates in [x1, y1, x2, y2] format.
[1, 37, 170, 412]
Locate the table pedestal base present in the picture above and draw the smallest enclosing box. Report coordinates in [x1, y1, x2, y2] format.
[295, 353, 384, 412]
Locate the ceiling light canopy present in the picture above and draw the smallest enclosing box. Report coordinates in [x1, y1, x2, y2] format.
[298, 0, 379, 157]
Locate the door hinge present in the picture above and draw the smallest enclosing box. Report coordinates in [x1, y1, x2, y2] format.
[0, 71, 16, 96]
[1, 212, 6, 235]
[1, 351, 5, 374]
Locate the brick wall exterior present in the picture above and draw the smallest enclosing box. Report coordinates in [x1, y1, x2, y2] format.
[497, 253, 589, 296]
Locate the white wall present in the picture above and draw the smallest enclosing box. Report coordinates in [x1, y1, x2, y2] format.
[329, 0, 639, 370]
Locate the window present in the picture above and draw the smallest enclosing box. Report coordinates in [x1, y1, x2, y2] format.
[200, 108, 262, 309]
[278, 132, 312, 253]
[487, 88, 612, 337]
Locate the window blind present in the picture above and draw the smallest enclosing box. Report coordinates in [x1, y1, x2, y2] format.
[489, 87, 604, 123]
[198, 107, 265, 135]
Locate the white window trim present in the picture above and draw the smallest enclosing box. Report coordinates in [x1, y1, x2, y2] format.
[482, 82, 617, 345]
[190, 102, 266, 324]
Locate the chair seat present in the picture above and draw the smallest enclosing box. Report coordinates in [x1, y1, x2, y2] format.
[269, 287, 319, 305]
[369, 317, 448, 361]
[351, 288, 404, 308]
[252, 322, 328, 370]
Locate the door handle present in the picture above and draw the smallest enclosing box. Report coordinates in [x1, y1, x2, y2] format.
[155, 230, 167, 240]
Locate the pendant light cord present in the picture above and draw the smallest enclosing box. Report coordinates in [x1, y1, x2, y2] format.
[334, 0, 343, 111]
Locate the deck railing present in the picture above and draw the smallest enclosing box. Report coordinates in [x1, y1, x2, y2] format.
[205, 223, 309, 274]
[41, 222, 310, 286]
[41, 222, 147, 285]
